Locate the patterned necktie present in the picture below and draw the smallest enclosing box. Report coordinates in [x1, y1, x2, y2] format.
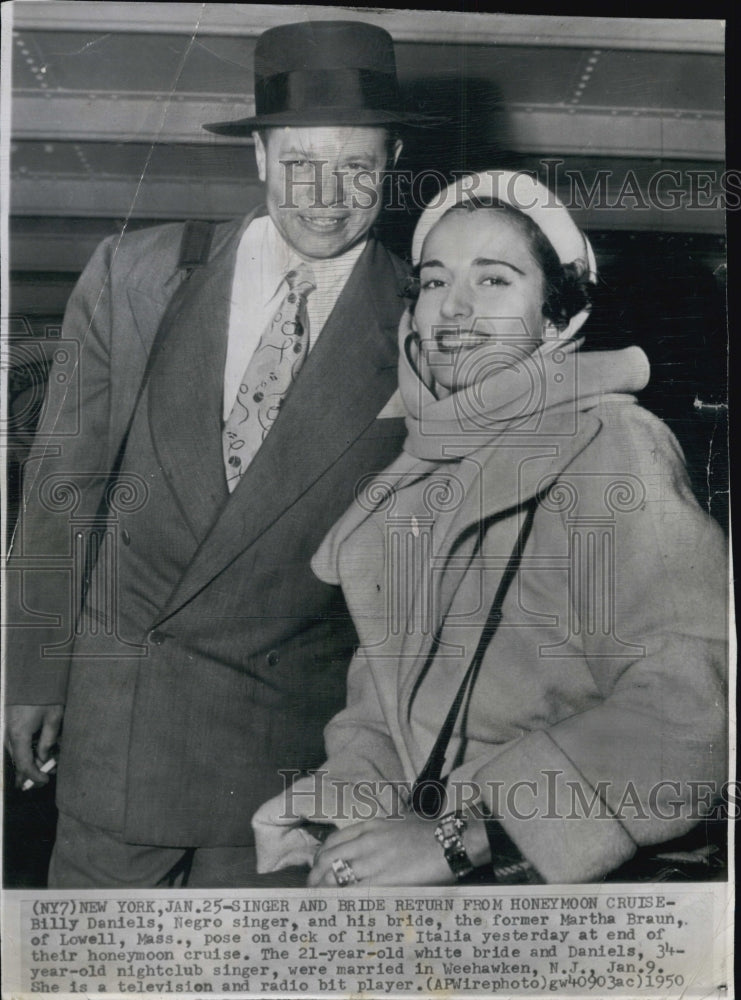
[223, 263, 316, 491]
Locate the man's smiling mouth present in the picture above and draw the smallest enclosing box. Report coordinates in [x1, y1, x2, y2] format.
[298, 215, 349, 232]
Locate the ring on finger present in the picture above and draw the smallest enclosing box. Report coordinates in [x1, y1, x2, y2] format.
[331, 857, 358, 887]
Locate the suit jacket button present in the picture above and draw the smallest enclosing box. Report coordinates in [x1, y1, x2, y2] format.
[266, 650, 279, 666]
[149, 629, 165, 646]
[121, 529, 131, 545]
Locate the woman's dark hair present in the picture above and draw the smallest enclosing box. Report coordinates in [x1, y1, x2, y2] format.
[405, 196, 592, 330]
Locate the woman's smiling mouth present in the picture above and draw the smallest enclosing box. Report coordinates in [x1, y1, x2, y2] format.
[433, 328, 493, 352]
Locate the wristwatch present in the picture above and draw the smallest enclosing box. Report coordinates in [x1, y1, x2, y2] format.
[434, 811, 474, 880]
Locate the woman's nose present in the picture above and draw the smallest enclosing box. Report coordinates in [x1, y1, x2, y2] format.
[440, 284, 473, 320]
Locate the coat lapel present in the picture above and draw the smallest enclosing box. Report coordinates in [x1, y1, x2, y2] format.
[153, 237, 404, 624]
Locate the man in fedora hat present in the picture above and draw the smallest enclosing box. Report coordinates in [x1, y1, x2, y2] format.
[6, 20, 423, 887]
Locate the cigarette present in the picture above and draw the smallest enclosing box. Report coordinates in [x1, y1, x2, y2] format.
[21, 757, 57, 791]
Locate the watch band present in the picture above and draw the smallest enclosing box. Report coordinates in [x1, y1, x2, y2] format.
[485, 817, 541, 884]
[434, 811, 475, 880]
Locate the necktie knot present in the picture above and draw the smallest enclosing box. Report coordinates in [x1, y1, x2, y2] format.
[286, 264, 316, 300]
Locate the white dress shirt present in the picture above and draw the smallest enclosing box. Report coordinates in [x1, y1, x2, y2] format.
[223, 215, 367, 420]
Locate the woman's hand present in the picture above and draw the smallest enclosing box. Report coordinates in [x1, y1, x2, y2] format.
[308, 813, 457, 887]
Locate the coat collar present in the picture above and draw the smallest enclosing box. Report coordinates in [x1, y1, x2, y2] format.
[439, 407, 603, 542]
[318, 404, 604, 591]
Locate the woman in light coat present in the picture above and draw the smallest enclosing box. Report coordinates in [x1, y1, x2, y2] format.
[254, 171, 727, 885]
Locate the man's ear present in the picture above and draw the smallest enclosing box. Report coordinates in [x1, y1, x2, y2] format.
[253, 130, 267, 183]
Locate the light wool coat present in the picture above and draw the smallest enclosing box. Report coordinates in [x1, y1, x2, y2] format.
[311, 344, 727, 883]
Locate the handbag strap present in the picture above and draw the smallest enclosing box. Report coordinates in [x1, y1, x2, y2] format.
[411, 498, 538, 816]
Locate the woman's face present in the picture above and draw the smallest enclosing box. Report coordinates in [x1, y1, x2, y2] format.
[415, 208, 548, 393]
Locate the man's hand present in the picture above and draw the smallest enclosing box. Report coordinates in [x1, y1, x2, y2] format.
[252, 775, 334, 873]
[5, 704, 63, 789]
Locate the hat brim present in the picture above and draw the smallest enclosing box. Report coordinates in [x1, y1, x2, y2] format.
[203, 107, 446, 135]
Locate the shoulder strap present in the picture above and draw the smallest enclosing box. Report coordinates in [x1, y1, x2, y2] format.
[178, 219, 216, 275]
[411, 499, 539, 818]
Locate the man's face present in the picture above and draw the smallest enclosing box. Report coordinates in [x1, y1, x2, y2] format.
[254, 126, 402, 260]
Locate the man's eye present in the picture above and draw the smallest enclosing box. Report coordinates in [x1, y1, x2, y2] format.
[284, 159, 309, 168]
[346, 161, 370, 171]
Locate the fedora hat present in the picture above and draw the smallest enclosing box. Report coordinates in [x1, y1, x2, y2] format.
[203, 20, 439, 134]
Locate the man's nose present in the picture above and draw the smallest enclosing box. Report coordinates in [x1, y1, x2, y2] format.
[321, 165, 349, 207]
[301, 161, 344, 208]
[440, 284, 473, 320]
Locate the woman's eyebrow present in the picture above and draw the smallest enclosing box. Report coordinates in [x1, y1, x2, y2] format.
[420, 259, 445, 269]
[473, 257, 525, 274]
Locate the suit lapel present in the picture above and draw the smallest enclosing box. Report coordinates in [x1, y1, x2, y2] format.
[103, 272, 183, 469]
[153, 237, 404, 624]
[146, 218, 250, 541]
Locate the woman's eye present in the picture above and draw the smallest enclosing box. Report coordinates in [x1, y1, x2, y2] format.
[420, 278, 446, 290]
[481, 276, 509, 287]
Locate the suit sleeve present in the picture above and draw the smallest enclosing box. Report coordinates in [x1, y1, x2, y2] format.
[5, 236, 117, 704]
[466, 404, 728, 883]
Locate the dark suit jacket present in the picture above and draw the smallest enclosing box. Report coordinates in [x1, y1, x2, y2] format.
[5, 214, 409, 845]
